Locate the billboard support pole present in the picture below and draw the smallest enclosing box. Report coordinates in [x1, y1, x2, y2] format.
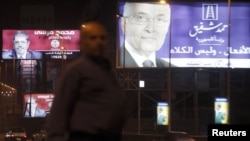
[167, 67, 171, 132]
[29, 60, 32, 117]
[168, 10, 172, 132]
[227, 0, 231, 124]
[194, 71, 199, 134]
[137, 72, 141, 134]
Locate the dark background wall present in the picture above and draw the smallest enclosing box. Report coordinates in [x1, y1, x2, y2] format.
[0, 0, 250, 137]
[0, 0, 117, 30]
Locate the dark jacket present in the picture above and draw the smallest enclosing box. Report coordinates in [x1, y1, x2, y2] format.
[118, 47, 171, 67]
[2, 49, 42, 59]
[46, 54, 128, 141]
[24, 108, 47, 117]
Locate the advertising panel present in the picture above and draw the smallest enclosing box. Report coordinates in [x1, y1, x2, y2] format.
[117, 1, 250, 68]
[170, 2, 250, 68]
[23, 93, 54, 118]
[157, 102, 169, 126]
[117, 2, 171, 68]
[214, 97, 229, 124]
[2, 30, 80, 60]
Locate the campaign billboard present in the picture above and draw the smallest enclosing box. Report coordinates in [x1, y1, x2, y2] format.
[157, 102, 169, 126]
[170, 2, 250, 68]
[23, 93, 54, 118]
[116, 1, 250, 68]
[2, 30, 80, 60]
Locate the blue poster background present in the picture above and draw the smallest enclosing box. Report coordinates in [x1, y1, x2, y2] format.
[117, 2, 250, 68]
[170, 2, 230, 58]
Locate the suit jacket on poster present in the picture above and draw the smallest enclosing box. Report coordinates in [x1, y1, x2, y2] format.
[24, 108, 47, 117]
[2, 49, 42, 59]
[118, 47, 171, 67]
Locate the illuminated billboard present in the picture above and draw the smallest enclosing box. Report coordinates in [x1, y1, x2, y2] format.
[117, 2, 171, 68]
[2, 30, 80, 60]
[214, 97, 229, 124]
[117, 1, 250, 68]
[23, 93, 54, 118]
[157, 102, 169, 126]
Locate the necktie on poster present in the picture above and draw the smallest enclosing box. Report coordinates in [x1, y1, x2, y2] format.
[143, 60, 154, 67]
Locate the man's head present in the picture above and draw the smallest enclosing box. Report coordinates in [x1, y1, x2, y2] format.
[80, 21, 108, 57]
[13, 30, 30, 56]
[216, 103, 221, 110]
[121, 2, 171, 56]
[158, 107, 163, 113]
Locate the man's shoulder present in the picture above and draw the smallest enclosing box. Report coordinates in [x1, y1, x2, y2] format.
[2, 50, 15, 58]
[35, 108, 47, 117]
[29, 50, 42, 55]
[36, 108, 47, 114]
[2, 50, 14, 54]
[28, 50, 42, 59]
[63, 55, 105, 73]
[61, 56, 86, 72]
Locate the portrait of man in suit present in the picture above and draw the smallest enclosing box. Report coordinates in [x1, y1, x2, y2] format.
[2, 30, 42, 59]
[118, 2, 171, 68]
[157, 107, 168, 125]
[24, 96, 47, 117]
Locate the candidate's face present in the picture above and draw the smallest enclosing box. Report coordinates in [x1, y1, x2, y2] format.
[122, 3, 171, 54]
[13, 35, 30, 55]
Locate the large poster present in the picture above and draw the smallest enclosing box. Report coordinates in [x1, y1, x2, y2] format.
[117, 2, 171, 68]
[116, 2, 250, 68]
[23, 93, 54, 118]
[157, 102, 169, 126]
[2, 30, 80, 60]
